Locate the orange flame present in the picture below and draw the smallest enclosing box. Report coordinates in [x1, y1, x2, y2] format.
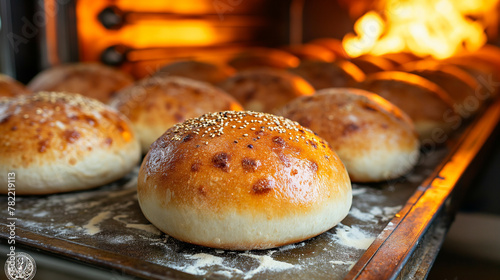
[342, 0, 500, 59]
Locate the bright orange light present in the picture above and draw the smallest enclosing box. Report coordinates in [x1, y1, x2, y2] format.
[342, 0, 500, 59]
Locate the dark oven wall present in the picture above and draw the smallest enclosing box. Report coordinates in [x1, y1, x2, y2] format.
[0, 0, 356, 82]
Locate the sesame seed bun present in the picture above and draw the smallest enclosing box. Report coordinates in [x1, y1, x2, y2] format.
[110, 76, 243, 154]
[280, 88, 420, 182]
[0, 92, 141, 195]
[138, 111, 352, 250]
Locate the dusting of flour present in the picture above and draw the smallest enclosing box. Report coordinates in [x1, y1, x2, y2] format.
[330, 224, 376, 250]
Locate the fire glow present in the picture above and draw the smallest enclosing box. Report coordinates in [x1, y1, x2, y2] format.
[342, 0, 500, 59]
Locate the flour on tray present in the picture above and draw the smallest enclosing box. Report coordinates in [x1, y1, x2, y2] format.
[329, 224, 376, 250]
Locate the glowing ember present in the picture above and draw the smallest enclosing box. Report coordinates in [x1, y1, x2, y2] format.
[342, 0, 500, 59]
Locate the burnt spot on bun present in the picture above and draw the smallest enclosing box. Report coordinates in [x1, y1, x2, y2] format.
[191, 161, 202, 172]
[310, 161, 318, 173]
[212, 152, 231, 172]
[342, 123, 360, 136]
[198, 185, 207, 196]
[272, 136, 286, 147]
[241, 158, 260, 172]
[252, 178, 275, 194]
[38, 139, 49, 153]
[63, 130, 81, 144]
[278, 153, 291, 167]
[182, 134, 194, 142]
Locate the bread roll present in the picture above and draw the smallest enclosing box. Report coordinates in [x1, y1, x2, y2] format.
[110, 76, 243, 154]
[402, 60, 479, 109]
[228, 48, 300, 70]
[357, 71, 455, 141]
[0, 74, 31, 97]
[138, 111, 352, 250]
[442, 56, 500, 98]
[349, 55, 394, 74]
[280, 88, 420, 182]
[153, 60, 234, 85]
[0, 92, 141, 195]
[308, 38, 349, 59]
[281, 44, 336, 62]
[219, 68, 314, 114]
[27, 63, 134, 103]
[289, 60, 365, 90]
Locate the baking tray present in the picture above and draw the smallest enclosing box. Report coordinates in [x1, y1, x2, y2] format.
[1, 99, 499, 280]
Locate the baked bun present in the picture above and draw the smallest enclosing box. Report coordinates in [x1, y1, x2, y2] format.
[441, 56, 500, 98]
[308, 38, 349, 59]
[110, 76, 243, 154]
[280, 88, 420, 182]
[153, 60, 234, 85]
[289, 60, 365, 90]
[219, 68, 314, 113]
[27, 63, 134, 103]
[0, 92, 141, 195]
[228, 48, 300, 70]
[357, 71, 455, 141]
[401, 60, 479, 108]
[349, 55, 394, 74]
[281, 44, 336, 62]
[138, 111, 352, 250]
[0, 74, 31, 97]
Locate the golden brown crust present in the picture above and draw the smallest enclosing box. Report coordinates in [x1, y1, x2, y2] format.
[401, 60, 479, 106]
[349, 55, 394, 75]
[110, 76, 243, 153]
[0, 74, 31, 97]
[281, 44, 336, 62]
[228, 48, 300, 70]
[0, 92, 140, 194]
[153, 60, 235, 85]
[138, 111, 351, 249]
[289, 60, 365, 90]
[219, 68, 314, 114]
[308, 38, 349, 59]
[279, 88, 419, 182]
[27, 63, 134, 103]
[356, 71, 455, 140]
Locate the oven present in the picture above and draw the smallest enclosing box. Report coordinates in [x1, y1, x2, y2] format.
[1, 0, 500, 279]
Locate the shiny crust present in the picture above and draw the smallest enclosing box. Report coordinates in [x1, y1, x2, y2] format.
[281, 44, 336, 62]
[350, 55, 394, 75]
[153, 60, 235, 85]
[27, 63, 134, 103]
[138, 111, 352, 250]
[289, 60, 366, 90]
[280, 88, 420, 182]
[401, 60, 479, 108]
[0, 92, 141, 195]
[0, 74, 31, 97]
[357, 71, 455, 140]
[219, 68, 314, 114]
[110, 76, 243, 153]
